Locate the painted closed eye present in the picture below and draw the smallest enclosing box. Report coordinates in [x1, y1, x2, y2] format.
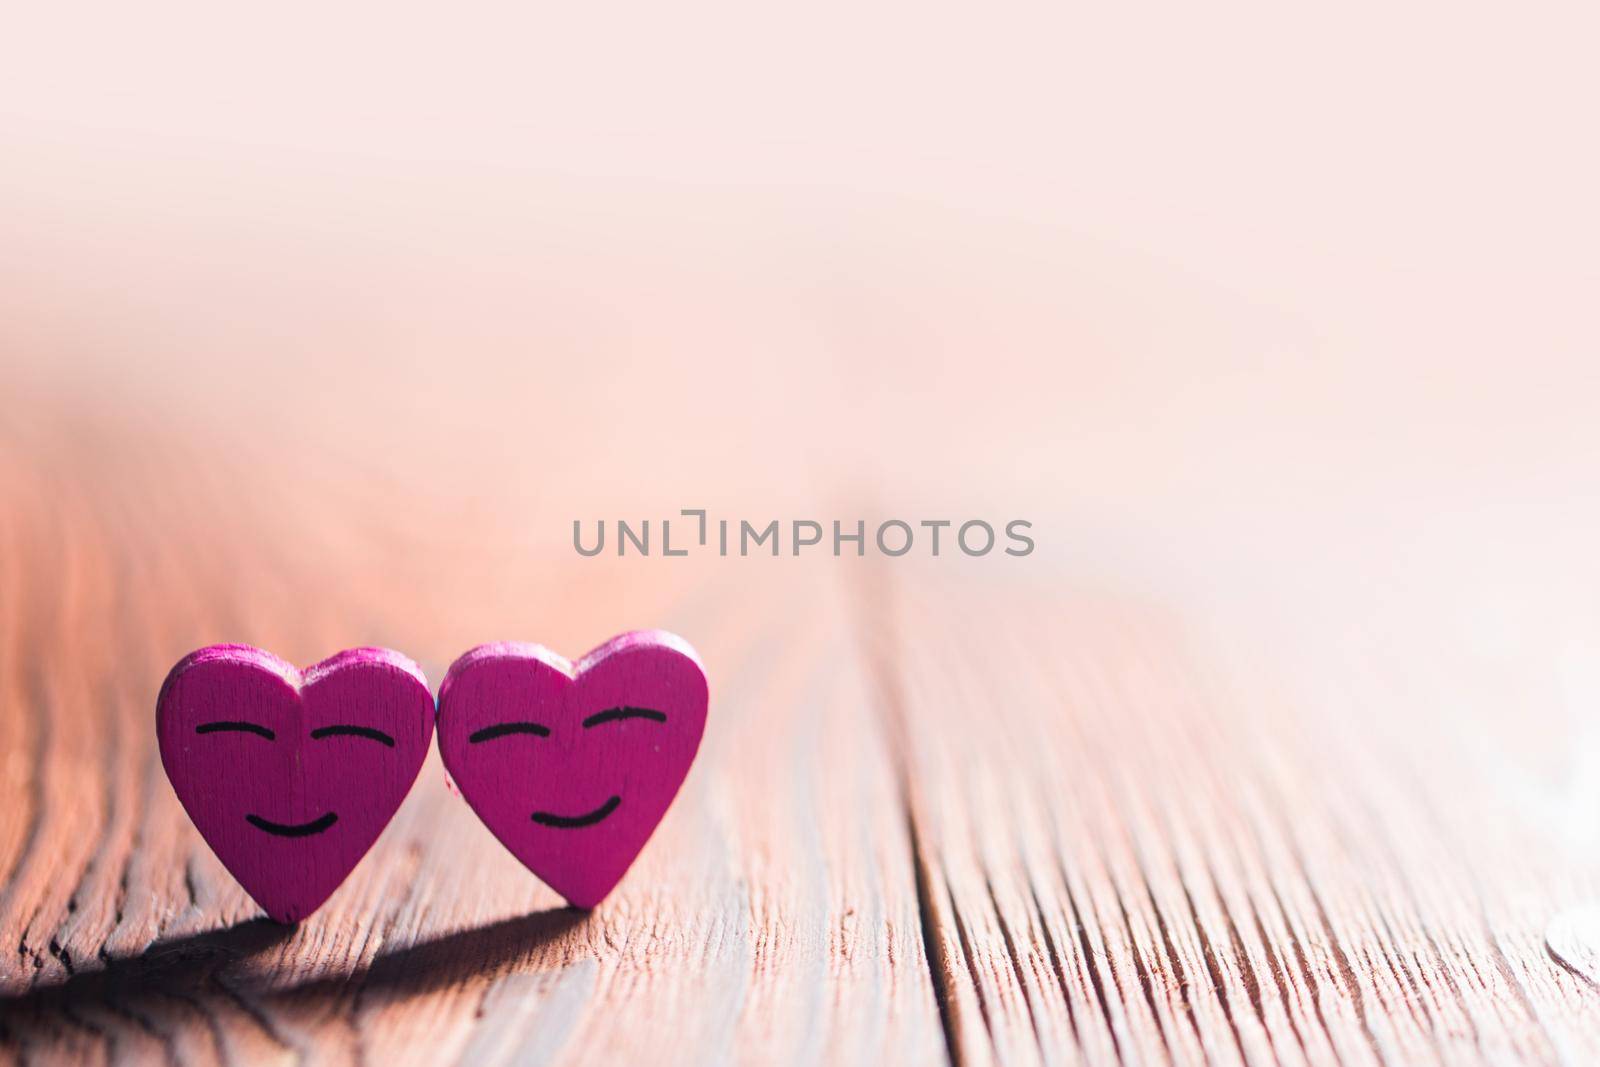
[582, 706, 666, 728]
[310, 725, 395, 747]
[469, 722, 551, 743]
[196, 721, 275, 740]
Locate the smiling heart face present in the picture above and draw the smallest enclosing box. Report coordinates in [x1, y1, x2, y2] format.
[157, 645, 434, 923]
[437, 631, 708, 909]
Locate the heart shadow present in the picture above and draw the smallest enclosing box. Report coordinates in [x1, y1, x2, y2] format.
[0, 906, 591, 1046]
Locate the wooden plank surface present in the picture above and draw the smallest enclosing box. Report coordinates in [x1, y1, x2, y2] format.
[3, 385, 1599, 1067]
[0, 400, 951, 1066]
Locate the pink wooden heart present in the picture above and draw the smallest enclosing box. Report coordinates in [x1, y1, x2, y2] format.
[157, 645, 434, 923]
[437, 631, 708, 908]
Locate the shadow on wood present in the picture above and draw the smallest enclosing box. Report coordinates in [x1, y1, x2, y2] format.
[0, 908, 590, 1050]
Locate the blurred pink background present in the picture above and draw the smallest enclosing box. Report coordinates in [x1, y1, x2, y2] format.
[2, 2, 1596, 631]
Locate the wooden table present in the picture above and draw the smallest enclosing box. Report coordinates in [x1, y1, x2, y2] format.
[3, 325, 1599, 1067]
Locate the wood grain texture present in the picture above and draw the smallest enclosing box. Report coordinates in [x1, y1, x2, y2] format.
[2, 391, 1599, 1067]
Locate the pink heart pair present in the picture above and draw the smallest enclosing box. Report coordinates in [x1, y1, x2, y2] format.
[157, 632, 708, 923]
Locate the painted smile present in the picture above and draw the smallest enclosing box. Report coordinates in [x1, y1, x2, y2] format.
[530, 795, 621, 829]
[246, 812, 340, 837]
